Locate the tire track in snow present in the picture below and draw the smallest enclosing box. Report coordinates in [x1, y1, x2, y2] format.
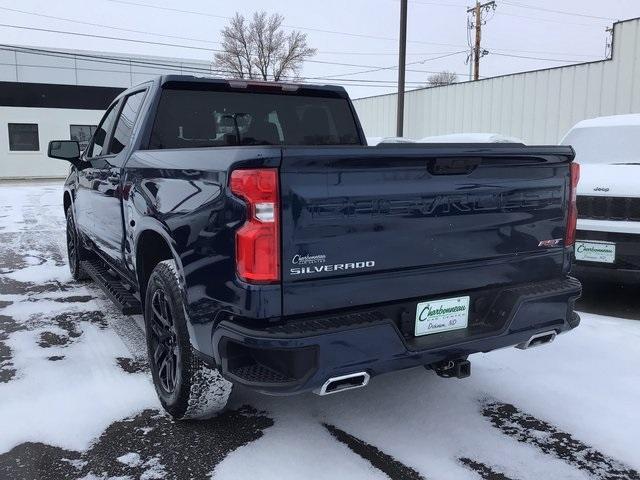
[482, 401, 640, 480]
[458, 457, 519, 480]
[323, 423, 424, 480]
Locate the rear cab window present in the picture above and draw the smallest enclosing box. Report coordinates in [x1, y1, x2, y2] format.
[109, 90, 147, 155]
[147, 87, 361, 149]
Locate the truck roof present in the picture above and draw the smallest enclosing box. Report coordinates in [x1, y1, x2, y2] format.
[156, 74, 350, 97]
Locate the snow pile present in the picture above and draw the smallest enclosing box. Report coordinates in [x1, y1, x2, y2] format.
[117, 452, 142, 467]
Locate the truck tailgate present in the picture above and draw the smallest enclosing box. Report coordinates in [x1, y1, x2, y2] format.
[280, 144, 574, 316]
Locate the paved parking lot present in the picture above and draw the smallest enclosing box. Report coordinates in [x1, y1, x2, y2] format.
[1, 181, 639, 480]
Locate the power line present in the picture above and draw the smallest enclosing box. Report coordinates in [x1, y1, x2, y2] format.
[0, 5, 220, 45]
[0, 44, 230, 75]
[495, 10, 611, 28]
[500, 1, 618, 21]
[402, 0, 607, 58]
[103, 0, 472, 49]
[312, 51, 468, 79]
[409, 0, 466, 8]
[407, 0, 467, 7]
[0, 5, 466, 60]
[317, 49, 457, 56]
[490, 52, 598, 63]
[0, 44, 432, 87]
[0, 8, 606, 82]
[0, 23, 470, 76]
[1, 42, 595, 90]
[489, 46, 599, 59]
[0, 23, 221, 53]
[1, 3, 602, 61]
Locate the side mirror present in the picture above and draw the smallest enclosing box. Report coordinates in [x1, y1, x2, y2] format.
[48, 140, 80, 162]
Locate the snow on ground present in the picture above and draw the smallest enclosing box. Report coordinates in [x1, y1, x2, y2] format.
[1, 181, 639, 480]
[213, 312, 640, 480]
[0, 182, 158, 454]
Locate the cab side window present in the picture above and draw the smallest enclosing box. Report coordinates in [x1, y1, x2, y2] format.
[109, 91, 147, 155]
[88, 103, 119, 158]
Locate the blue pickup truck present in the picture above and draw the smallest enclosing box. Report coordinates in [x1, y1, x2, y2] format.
[48, 75, 581, 419]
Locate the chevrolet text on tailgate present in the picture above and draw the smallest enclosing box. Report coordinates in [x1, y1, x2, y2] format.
[48, 76, 582, 419]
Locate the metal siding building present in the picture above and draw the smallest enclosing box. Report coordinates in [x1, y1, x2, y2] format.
[354, 17, 640, 144]
[0, 46, 215, 179]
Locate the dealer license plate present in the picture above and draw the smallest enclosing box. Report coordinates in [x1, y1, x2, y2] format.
[415, 295, 470, 337]
[575, 240, 616, 263]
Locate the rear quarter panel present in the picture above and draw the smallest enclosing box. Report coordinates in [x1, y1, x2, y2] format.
[122, 147, 282, 355]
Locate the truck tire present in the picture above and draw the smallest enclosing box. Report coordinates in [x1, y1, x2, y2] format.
[144, 259, 232, 419]
[65, 206, 90, 281]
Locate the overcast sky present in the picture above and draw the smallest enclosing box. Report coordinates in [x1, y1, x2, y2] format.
[1, 0, 639, 98]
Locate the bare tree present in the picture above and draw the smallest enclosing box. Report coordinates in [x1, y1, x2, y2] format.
[427, 71, 458, 87]
[214, 12, 316, 81]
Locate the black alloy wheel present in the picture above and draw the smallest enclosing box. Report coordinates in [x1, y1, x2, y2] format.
[149, 289, 180, 394]
[66, 215, 78, 272]
[65, 207, 89, 281]
[144, 260, 232, 419]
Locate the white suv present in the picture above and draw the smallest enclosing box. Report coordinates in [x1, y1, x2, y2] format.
[561, 114, 640, 283]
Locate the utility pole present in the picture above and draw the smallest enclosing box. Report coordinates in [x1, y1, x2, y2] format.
[605, 26, 613, 58]
[467, 0, 495, 81]
[396, 0, 408, 137]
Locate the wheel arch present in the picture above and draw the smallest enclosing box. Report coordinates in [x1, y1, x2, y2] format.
[63, 190, 73, 216]
[135, 227, 182, 303]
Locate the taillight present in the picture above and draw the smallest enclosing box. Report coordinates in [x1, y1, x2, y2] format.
[230, 168, 280, 283]
[565, 162, 580, 246]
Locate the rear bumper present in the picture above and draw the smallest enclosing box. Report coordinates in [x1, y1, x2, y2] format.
[206, 277, 581, 395]
[573, 264, 640, 283]
[574, 230, 640, 284]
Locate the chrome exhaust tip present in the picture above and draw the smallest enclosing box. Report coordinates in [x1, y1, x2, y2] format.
[516, 330, 557, 350]
[316, 372, 370, 396]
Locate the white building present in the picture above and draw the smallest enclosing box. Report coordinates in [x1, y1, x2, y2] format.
[0, 46, 215, 179]
[353, 17, 640, 145]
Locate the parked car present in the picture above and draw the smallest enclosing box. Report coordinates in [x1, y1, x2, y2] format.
[561, 114, 640, 283]
[48, 75, 581, 420]
[366, 136, 416, 145]
[367, 133, 524, 145]
[418, 133, 524, 143]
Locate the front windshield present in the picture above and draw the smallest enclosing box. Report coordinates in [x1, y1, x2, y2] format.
[562, 125, 640, 164]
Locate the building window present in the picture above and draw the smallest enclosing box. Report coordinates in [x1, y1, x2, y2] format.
[8, 123, 39, 151]
[70, 125, 97, 151]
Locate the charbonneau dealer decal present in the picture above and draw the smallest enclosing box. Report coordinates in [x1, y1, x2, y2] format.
[290, 254, 375, 275]
[417, 302, 467, 322]
[576, 243, 612, 255]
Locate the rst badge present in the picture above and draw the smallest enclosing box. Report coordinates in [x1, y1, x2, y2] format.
[538, 238, 562, 248]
